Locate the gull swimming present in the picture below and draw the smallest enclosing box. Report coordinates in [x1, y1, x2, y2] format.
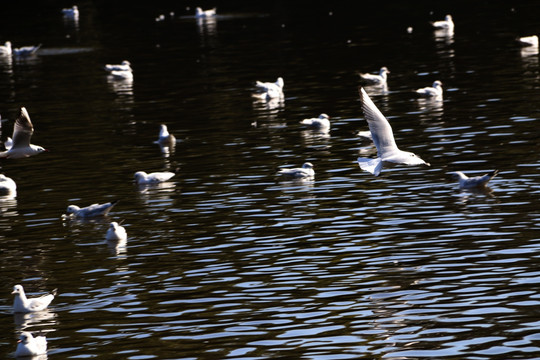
[134, 170, 176, 184]
[300, 113, 330, 132]
[12, 284, 56, 313]
[65, 200, 118, 218]
[106, 221, 127, 242]
[195, 7, 216, 18]
[0, 107, 48, 159]
[357, 87, 430, 176]
[15, 332, 47, 357]
[255, 77, 284, 95]
[0, 174, 16, 195]
[518, 35, 539, 47]
[359, 67, 390, 85]
[154, 124, 176, 146]
[431, 14, 454, 31]
[109, 70, 133, 80]
[62, 5, 79, 20]
[416, 80, 443, 98]
[0, 41, 12, 56]
[277, 162, 315, 179]
[452, 170, 499, 189]
[104, 60, 132, 72]
[13, 44, 42, 57]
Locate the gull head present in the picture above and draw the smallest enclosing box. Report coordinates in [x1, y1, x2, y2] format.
[12, 284, 24, 295]
[433, 80, 443, 88]
[302, 162, 314, 169]
[445, 15, 453, 21]
[403, 151, 430, 166]
[380, 67, 390, 75]
[134, 171, 148, 182]
[66, 205, 81, 214]
[276, 77, 284, 88]
[31, 145, 48, 154]
[18, 332, 32, 345]
[318, 113, 330, 119]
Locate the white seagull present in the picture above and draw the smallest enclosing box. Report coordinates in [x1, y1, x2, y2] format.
[134, 170, 176, 185]
[195, 7, 216, 18]
[106, 221, 127, 242]
[357, 87, 430, 176]
[66, 200, 118, 218]
[431, 14, 454, 31]
[0, 107, 48, 159]
[277, 162, 315, 179]
[13, 44, 42, 57]
[0, 41, 12, 56]
[15, 332, 47, 357]
[104, 60, 132, 72]
[12, 284, 56, 313]
[155, 124, 176, 146]
[518, 35, 539, 47]
[109, 70, 133, 80]
[416, 80, 443, 98]
[300, 113, 331, 132]
[359, 67, 390, 85]
[62, 5, 79, 20]
[255, 77, 284, 93]
[452, 170, 499, 189]
[0, 174, 16, 195]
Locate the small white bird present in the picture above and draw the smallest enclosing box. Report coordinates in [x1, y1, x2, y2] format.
[104, 60, 132, 72]
[134, 171, 176, 184]
[300, 113, 331, 132]
[62, 5, 79, 20]
[416, 80, 443, 98]
[0, 107, 48, 159]
[13, 44, 42, 57]
[106, 221, 127, 242]
[277, 162, 315, 179]
[109, 70, 133, 80]
[66, 200, 118, 218]
[431, 14, 454, 30]
[518, 35, 539, 47]
[155, 124, 176, 146]
[359, 67, 390, 85]
[357, 87, 430, 176]
[0, 41, 12, 56]
[255, 77, 284, 93]
[0, 174, 16, 195]
[15, 332, 47, 357]
[12, 284, 56, 313]
[195, 7, 216, 18]
[452, 170, 499, 189]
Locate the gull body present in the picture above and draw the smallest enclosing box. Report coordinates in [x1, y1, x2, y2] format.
[12, 284, 56, 313]
[300, 113, 330, 131]
[359, 67, 390, 85]
[109, 70, 133, 80]
[0, 174, 16, 195]
[255, 77, 284, 93]
[15, 332, 47, 357]
[357, 87, 430, 176]
[518, 35, 539, 47]
[0, 107, 47, 159]
[416, 80, 443, 98]
[155, 124, 176, 146]
[62, 5, 79, 20]
[195, 7, 216, 18]
[66, 200, 118, 218]
[134, 171, 176, 184]
[452, 170, 499, 189]
[106, 221, 127, 242]
[431, 14, 454, 30]
[13, 44, 42, 57]
[277, 162, 315, 179]
[0, 41, 12, 56]
[104, 60, 132, 72]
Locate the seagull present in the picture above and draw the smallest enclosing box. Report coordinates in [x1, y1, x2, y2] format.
[65, 200, 118, 218]
[452, 170, 499, 189]
[12, 284, 56, 313]
[357, 87, 430, 176]
[518, 35, 539, 47]
[13, 44, 42, 57]
[0, 174, 16, 195]
[255, 77, 284, 93]
[0, 107, 48, 159]
[15, 332, 47, 357]
[154, 124, 176, 146]
[62, 5, 79, 20]
[134, 170, 176, 184]
[104, 60, 132, 72]
[359, 67, 390, 85]
[106, 221, 127, 242]
[277, 162, 315, 179]
[195, 7, 216, 18]
[431, 14, 454, 30]
[0, 41, 12, 56]
[416, 80, 443, 98]
[109, 70, 133, 80]
[300, 113, 331, 132]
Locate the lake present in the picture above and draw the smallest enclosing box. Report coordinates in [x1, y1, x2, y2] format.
[1, 1, 540, 359]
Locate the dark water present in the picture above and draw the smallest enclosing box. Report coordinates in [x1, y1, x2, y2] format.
[0, 1, 540, 359]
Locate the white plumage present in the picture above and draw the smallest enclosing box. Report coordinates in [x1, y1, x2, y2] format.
[66, 200, 118, 218]
[431, 14, 454, 31]
[195, 7, 216, 18]
[0, 174, 16, 195]
[518, 35, 539, 47]
[300, 113, 331, 132]
[134, 171, 176, 184]
[416, 80, 443, 98]
[359, 67, 390, 85]
[106, 221, 127, 242]
[452, 170, 499, 189]
[0, 107, 48, 159]
[155, 124, 176, 145]
[15, 332, 47, 357]
[12, 284, 56, 313]
[277, 162, 315, 179]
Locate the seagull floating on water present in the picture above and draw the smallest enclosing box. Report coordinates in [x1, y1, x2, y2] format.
[104, 60, 132, 72]
[431, 14, 454, 31]
[134, 170, 176, 185]
[0, 107, 48, 159]
[195, 7, 216, 18]
[416, 80, 443, 98]
[255, 77, 284, 99]
[13, 44, 42, 57]
[0, 174, 16, 195]
[300, 113, 331, 132]
[15, 332, 47, 357]
[12, 284, 56, 313]
[518, 35, 539, 47]
[277, 162, 315, 179]
[106, 221, 127, 242]
[359, 67, 390, 85]
[0, 41, 12, 56]
[452, 170, 499, 189]
[155, 124, 176, 146]
[62, 5, 79, 20]
[357, 87, 430, 176]
[65, 200, 118, 218]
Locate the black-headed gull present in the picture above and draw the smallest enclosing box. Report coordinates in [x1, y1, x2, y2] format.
[66, 200, 118, 218]
[134, 170, 176, 184]
[12, 284, 56, 313]
[195, 7, 216, 18]
[106, 221, 127, 242]
[452, 170, 498, 189]
[431, 14, 454, 30]
[13, 44, 42, 57]
[357, 87, 430, 176]
[359, 67, 390, 85]
[0, 174, 16, 195]
[416, 80, 443, 98]
[0, 41, 12, 56]
[300, 113, 330, 132]
[15, 331, 47, 357]
[62, 5, 79, 20]
[0, 107, 48, 159]
[154, 124, 176, 146]
[104, 60, 132, 72]
[255, 77, 284, 93]
[518, 35, 539, 47]
[277, 162, 315, 179]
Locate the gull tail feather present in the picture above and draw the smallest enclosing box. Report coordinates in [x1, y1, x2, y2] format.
[358, 157, 383, 176]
